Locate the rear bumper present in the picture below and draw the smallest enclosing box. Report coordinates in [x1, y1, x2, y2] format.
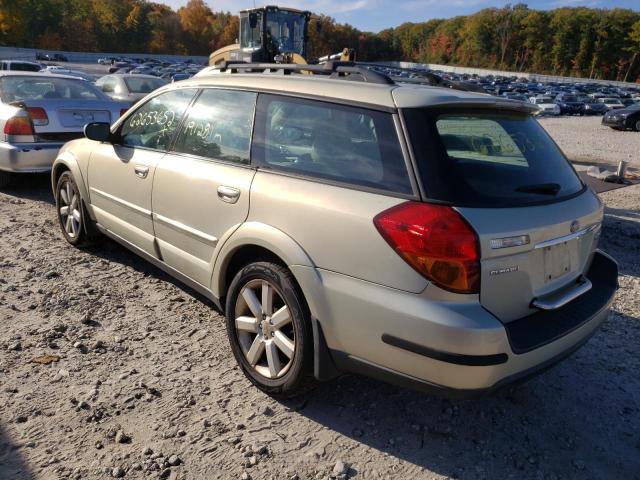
[309, 250, 618, 398]
[0, 141, 64, 173]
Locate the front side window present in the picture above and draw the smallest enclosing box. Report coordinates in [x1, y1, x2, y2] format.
[119, 88, 196, 150]
[404, 109, 584, 206]
[173, 89, 257, 164]
[255, 94, 413, 195]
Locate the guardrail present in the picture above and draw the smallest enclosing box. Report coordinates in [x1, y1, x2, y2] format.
[0, 46, 207, 65]
[377, 61, 640, 88]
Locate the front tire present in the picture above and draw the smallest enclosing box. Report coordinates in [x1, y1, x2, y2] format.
[634, 119, 640, 132]
[55, 171, 98, 247]
[225, 261, 315, 397]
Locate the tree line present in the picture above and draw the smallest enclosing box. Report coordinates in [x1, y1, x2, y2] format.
[1, 0, 639, 82]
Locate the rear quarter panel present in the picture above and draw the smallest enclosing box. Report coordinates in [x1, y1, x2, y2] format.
[246, 170, 429, 293]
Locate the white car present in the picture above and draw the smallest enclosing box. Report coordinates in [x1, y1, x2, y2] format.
[529, 96, 561, 116]
[598, 97, 625, 110]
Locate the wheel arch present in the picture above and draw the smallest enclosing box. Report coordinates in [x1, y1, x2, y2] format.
[212, 221, 340, 382]
[212, 221, 316, 303]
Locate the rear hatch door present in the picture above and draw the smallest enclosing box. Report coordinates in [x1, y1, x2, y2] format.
[401, 105, 603, 323]
[458, 194, 602, 322]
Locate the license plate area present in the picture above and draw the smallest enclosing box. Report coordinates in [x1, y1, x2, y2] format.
[59, 110, 110, 127]
[543, 241, 572, 282]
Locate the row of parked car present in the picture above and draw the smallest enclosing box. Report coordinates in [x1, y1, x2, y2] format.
[371, 65, 640, 131]
[105, 58, 205, 83]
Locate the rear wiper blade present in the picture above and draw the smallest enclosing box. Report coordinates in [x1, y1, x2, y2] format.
[515, 183, 561, 195]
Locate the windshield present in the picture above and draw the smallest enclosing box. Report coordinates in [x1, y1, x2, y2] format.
[265, 10, 307, 55]
[403, 109, 584, 207]
[0, 76, 105, 102]
[240, 11, 263, 49]
[124, 77, 166, 93]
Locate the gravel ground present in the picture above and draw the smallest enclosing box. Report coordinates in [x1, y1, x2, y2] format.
[1, 143, 639, 479]
[539, 116, 640, 167]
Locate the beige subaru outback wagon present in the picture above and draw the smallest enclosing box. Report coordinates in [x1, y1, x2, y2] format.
[51, 63, 618, 398]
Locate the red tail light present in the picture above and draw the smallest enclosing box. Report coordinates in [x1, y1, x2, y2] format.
[120, 108, 128, 118]
[26, 107, 49, 126]
[374, 202, 480, 294]
[3, 116, 35, 136]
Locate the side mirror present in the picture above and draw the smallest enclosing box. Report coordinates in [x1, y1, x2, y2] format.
[84, 122, 111, 142]
[249, 12, 258, 29]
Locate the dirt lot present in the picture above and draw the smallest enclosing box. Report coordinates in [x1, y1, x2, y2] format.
[539, 116, 640, 168]
[1, 157, 639, 478]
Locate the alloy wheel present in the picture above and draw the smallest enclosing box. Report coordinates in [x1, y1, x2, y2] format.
[234, 279, 296, 379]
[59, 179, 82, 239]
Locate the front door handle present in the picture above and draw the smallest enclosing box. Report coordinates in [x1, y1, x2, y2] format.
[217, 186, 240, 204]
[134, 165, 149, 179]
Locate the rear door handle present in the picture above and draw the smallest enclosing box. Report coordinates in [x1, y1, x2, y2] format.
[134, 165, 149, 179]
[217, 186, 240, 204]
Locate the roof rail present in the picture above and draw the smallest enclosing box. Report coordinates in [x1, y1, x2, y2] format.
[210, 61, 395, 85]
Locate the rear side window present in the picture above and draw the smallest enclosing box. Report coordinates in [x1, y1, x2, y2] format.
[404, 109, 583, 207]
[173, 89, 257, 164]
[119, 88, 196, 151]
[254, 94, 413, 195]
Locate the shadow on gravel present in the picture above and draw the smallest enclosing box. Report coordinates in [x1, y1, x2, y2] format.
[84, 238, 220, 312]
[0, 172, 54, 205]
[0, 424, 34, 479]
[283, 356, 639, 479]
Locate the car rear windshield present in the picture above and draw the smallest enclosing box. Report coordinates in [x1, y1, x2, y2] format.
[0, 76, 104, 102]
[403, 109, 584, 207]
[124, 77, 166, 93]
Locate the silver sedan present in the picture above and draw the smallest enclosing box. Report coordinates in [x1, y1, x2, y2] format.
[95, 74, 167, 105]
[0, 72, 128, 187]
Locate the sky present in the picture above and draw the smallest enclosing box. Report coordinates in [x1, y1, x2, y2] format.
[160, 0, 640, 32]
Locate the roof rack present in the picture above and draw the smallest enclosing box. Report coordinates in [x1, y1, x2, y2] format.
[211, 61, 395, 85]
[203, 60, 486, 93]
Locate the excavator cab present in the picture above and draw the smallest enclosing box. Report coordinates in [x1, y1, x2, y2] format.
[210, 6, 311, 65]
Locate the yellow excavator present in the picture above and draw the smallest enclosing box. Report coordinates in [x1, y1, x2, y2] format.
[209, 5, 354, 66]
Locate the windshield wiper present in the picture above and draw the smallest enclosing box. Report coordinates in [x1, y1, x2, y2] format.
[515, 183, 561, 195]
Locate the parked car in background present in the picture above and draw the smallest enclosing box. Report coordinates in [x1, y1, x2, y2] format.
[554, 94, 585, 115]
[1, 60, 42, 72]
[51, 67, 617, 397]
[579, 97, 609, 115]
[108, 62, 131, 74]
[602, 103, 640, 131]
[530, 96, 561, 115]
[95, 74, 167, 104]
[0, 72, 128, 187]
[598, 98, 625, 110]
[52, 54, 68, 62]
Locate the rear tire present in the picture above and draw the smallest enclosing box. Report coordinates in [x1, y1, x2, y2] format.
[634, 120, 640, 132]
[55, 171, 100, 247]
[225, 261, 315, 397]
[0, 170, 12, 189]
